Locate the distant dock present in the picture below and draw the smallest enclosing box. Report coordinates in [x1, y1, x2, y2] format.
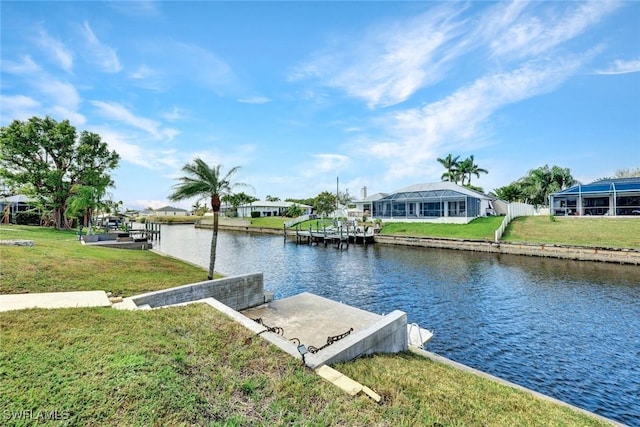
[287, 224, 375, 248]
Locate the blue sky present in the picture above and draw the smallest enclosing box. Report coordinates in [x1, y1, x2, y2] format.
[1, 1, 639, 210]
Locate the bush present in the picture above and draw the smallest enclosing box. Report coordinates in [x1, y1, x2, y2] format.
[15, 211, 41, 225]
[250, 212, 261, 218]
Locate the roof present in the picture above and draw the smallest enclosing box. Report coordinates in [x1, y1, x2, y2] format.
[0, 194, 32, 203]
[380, 182, 492, 201]
[155, 206, 188, 212]
[354, 192, 388, 202]
[552, 177, 640, 196]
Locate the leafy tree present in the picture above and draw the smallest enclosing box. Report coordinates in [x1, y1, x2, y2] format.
[285, 197, 315, 206]
[168, 158, 251, 280]
[65, 184, 110, 234]
[597, 168, 640, 181]
[437, 154, 460, 183]
[0, 116, 119, 229]
[337, 190, 352, 208]
[314, 191, 336, 217]
[492, 182, 526, 202]
[265, 195, 280, 202]
[495, 165, 576, 206]
[615, 167, 640, 178]
[191, 201, 208, 216]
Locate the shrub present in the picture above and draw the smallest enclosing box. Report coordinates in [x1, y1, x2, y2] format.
[15, 211, 41, 225]
[250, 212, 261, 218]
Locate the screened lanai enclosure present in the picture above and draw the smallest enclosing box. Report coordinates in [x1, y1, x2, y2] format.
[550, 178, 640, 216]
[370, 183, 493, 223]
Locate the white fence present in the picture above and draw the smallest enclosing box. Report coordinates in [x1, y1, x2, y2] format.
[284, 214, 317, 228]
[494, 202, 536, 242]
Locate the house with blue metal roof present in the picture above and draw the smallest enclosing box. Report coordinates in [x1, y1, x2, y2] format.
[549, 177, 640, 216]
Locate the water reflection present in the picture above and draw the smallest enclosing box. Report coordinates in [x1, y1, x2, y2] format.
[154, 225, 640, 425]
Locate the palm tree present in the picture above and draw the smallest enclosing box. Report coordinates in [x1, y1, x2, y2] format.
[169, 158, 251, 280]
[459, 155, 488, 186]
[437, 154, 460, 183]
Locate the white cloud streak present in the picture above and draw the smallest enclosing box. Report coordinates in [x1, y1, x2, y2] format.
[0, 95, 41, 123]
[595, 58, 640, 75]
[82, 22, 122, 73]
[238, 96, 271, 104]
[291, 4, 467, 108]
[36, 28, 74, 72]
[90, 101, 177, 140]
[361, 56, 587, 181]
[485, 0, 621, 59]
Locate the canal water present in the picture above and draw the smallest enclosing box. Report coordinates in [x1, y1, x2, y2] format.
[154, 224, 640, 425]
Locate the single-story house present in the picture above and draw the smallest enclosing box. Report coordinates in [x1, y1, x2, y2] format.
[356, 182, 494, 224]
[153, 206, 191, 216]
[0, 194, 38, 223]
[549, 177, 640, 216]
[237, 201, 312, 218]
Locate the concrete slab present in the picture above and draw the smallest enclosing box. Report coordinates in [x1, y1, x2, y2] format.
[241, 292, 382, 351]
[0, 291, 111, 312]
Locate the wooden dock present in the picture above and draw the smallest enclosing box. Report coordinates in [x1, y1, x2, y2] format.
[287, 225, 375, 248]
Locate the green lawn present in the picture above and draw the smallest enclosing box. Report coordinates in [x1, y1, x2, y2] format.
[249, 216, 287, 228]
[380, 216, 504, 240]
[502, 216, 640, 249]
[0, 225, 210, 296]
[378, 215, 640, 249]
[0, 305, 607, 426]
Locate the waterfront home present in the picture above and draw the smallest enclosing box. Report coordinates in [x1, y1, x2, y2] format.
[354, 182, 495, 224]
[152, 206, 191, 216]
[237, 201, 312, 218]
[550, 177, 640, 216]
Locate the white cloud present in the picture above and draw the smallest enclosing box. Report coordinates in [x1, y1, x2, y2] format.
[36, 28, 74, 72]
[298, 153, 350, 179]
[161, 106, 188, 122]
[129, 64, 165, 90]
[2, 55, 40, 74]
[238, 96, 271, 104]
[172, 42, 236, 93]
[360, 56, 587, 181]
[595, 58, 640, 75]
[290, 4, 467, 108]
[90, 101, 178, 140]
[485, 1, 621, 59]
[82, 22, 122, 73]
[92, 126, 152, 168]
[0, 95, 41, 123]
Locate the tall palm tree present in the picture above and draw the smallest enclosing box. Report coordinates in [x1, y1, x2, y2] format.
[169, 158, 251, 280]
[459, 155, 488, 186]
[437, 154, 460, 183]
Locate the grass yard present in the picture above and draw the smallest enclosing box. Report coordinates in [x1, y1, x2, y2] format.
[249, 216, 287, 228]
[380, 216, 504, 240]
[0, 305, 608, 426]
[0, 225, 210, 296]
[502, 216, 640, 249]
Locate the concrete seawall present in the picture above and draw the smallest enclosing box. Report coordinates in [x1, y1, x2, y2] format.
[203, 223, 640, 265]
[374, 235, 640, 265]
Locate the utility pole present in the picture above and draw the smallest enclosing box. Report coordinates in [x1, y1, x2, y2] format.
[336, 176, 339, 219]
